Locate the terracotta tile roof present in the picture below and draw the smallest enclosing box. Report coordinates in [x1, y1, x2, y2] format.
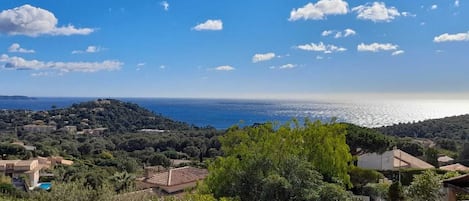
[393, 149, 434, 169]
[438, 156, 455, 163]
[440, 163, 469, 172]
[145, 166, 208, 193]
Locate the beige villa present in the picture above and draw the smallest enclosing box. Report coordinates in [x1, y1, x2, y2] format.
[0, 160, 41, 188]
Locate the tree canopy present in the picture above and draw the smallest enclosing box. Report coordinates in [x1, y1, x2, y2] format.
[205, 120, 353, 200]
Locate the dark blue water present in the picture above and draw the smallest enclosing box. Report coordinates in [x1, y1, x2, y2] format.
[0, 97, 308, 129]
[2, 97, 469, 129]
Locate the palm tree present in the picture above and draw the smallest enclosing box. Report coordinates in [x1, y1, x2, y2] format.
[110, 171, 135, 193]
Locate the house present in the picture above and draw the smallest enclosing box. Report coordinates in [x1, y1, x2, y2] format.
[34, 156, 73, 169]
[357, 149, 434, 170]
[443, 174, 469, 201]
[440, 163, 469, 172]
[0, 160, 41, 188]
[438, 155, 455, 166]
[23, 125, 56, 133]
[139, 166, 208, 194]
[11, 141, 36, 151]
[61, 126, 77, 134]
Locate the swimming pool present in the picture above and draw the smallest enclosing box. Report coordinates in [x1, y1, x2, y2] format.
[37, 182, 51, 190]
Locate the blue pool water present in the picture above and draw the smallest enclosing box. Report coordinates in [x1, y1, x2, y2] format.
[38, 182, 51, 190]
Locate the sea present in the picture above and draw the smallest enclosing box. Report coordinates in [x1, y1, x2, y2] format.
[1, 97, 469, 129]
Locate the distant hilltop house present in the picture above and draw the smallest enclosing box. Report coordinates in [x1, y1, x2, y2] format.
[139, 129, 166, 133]
[61, 126, 77, 135]
[23, 125, 56, 133]
[94, 99, 111, 105]
[11, 141, 36, 151]
[77, 128, 108, 135]
[138, 166, 208, 195]
[358, 149, 434, 170]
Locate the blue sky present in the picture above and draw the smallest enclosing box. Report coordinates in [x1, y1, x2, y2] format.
[0, 0, 468, 99]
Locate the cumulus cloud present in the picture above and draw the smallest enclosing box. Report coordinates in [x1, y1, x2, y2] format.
[322, 29, 356, 38]
[357, 42, 399, 52]
[8, 43, 35, 53]
[0, 54, 122, 73]
[0, 4, 94, 37]
[279, 64, 297, 69]
[214, 65, 234, 71]
[322, 30, 334, 36]
[296, 42, 347, 53]
[352, 2, 401, 22]
[431, 5, 438, 10]
[193, 19, 223, 31]
[344, 29, 356, 37]
[72, 46, 101, 54]
[391, 50, 404, 56]
[433, 31, 469, 42]
[252, 53, 276, 63]
[289, 0, 348, 21]
[161, 1, 169, 11]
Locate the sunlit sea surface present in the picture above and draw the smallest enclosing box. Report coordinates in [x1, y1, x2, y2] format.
[1, 97, 469, 129]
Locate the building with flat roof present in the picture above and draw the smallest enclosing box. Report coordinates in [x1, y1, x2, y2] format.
[0, 160, 41, 188]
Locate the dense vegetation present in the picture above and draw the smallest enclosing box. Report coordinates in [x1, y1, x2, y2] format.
[205, 121, 355, 201]
[378, 114, 469, 140]
[1, 99, 467, 200]
[0, 99, 202, 133]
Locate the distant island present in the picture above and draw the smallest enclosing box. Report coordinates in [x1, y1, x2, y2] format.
[0, 95, 35, 100]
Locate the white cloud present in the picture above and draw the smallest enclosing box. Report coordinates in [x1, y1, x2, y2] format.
[193, 19, 223, 31]
[352, 2, 401, 22]
[344, 28, 356, 37]
[160, 65, 166, 69]
[334, 32, 342, 38]
[455, 0, 460, 7]
[8, 43, 35, 53]
[289, 0, 348, 21]
[431, 5, 438, 10]
[137, 63, 146, 67]
[252, 53, 276, 63]
[72, 46, 101, 54]
[433, 31, 469, 42]
[322, 30, 334, 36]
[316, 56, 324, 60]
[401, 12, 416, 17]
[322, 29, 356, 38]
[391, 50, 405, 56]
[214, 65, 234, 71]
[161, 1, 169, 11]
[0, 54, 122, 73]
[0, 4, 94, 37]
[279, 64, 297, 69]
[357, 42, 398, 52]
[296, 42, 347, 53]
[31, 72, 51, 77]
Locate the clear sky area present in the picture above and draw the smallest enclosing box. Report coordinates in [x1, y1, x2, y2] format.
[0, 0, 468, 99]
